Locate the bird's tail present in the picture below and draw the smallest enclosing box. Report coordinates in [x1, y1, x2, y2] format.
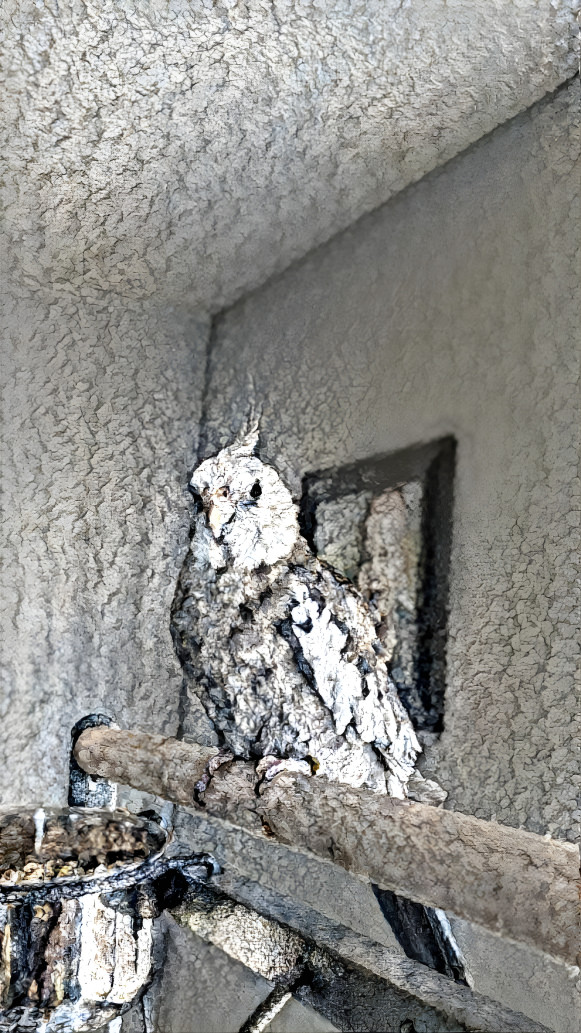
[371, 885, 469, 984]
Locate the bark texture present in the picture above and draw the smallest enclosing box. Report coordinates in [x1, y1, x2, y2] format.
[74, 728, 216, 809]
[74, 726, 581, 965]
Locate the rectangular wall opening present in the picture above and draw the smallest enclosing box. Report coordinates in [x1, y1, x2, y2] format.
[300, 438, 456, 737]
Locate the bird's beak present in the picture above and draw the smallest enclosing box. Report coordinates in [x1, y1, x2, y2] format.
[205, 492, 235, 538]
[208, 501, 223, 537]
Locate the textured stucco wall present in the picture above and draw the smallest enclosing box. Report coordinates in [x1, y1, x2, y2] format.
[204, 79, 580, 846]
[194, 81, 580, 1029]
[2, 4, 578, 819]
[1, 290, 209, 805]
[1, 0, 578, 313]
[1, 3, 579, 1028]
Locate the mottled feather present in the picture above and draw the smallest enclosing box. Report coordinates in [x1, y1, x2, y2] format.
[172, 429, 420, 797]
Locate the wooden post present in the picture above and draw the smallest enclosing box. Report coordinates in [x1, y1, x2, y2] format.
[74, 725, 580, 965]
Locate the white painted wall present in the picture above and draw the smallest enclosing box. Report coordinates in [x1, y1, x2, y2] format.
[2, 0, 577, 825]
[205, 80, 580, 844]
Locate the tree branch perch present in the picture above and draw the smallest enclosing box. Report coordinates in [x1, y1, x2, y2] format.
[74, 725, 580, 965]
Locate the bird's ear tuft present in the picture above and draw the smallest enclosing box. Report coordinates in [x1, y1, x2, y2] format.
[232, 413, 261, 457]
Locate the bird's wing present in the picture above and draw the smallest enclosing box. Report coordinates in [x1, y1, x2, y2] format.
[173, 523, 418, 794]
[281, 558, 420, 796]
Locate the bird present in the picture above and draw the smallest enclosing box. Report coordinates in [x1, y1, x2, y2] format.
[171, 423, 467, 982]
[172, 423, 420, 798]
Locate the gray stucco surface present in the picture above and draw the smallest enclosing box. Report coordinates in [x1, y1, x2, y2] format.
[188, 82, 581, 1029]
[155, 918, 271, 1033]
[203, 79, 580, 845]
[1, 2, 579, 1026]
[266, 999, 337, 1032]
[1, 1, 577, 313]
[1, 291, 208, 805]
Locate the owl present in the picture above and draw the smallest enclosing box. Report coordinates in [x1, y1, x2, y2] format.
[171, 425, 467, 983]
[172, 425, 420, 799]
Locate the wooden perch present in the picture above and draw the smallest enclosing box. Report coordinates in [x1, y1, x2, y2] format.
[75, 726, 580, 966]
[169, 879, 554, 1033]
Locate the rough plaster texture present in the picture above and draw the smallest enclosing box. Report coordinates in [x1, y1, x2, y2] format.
[448, 918, 581, 1033]
[266, 998, 337, 1032]
[1, 3, 579, 1027]
[0, 291, 208, 805]
[1, 1, 578, 313]
[197, 82, 580, 1027]
[204, 79, 581, 843]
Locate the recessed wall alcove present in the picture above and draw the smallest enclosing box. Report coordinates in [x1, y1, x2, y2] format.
[301, 437, 456, 737]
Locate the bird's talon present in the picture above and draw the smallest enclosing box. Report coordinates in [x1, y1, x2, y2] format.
[194, 748, 235, 803]
[255, 756, 312, 788]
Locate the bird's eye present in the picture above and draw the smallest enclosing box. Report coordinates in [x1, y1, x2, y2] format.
[219, 486, 229, 497]
[250, 480, 262, 499]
